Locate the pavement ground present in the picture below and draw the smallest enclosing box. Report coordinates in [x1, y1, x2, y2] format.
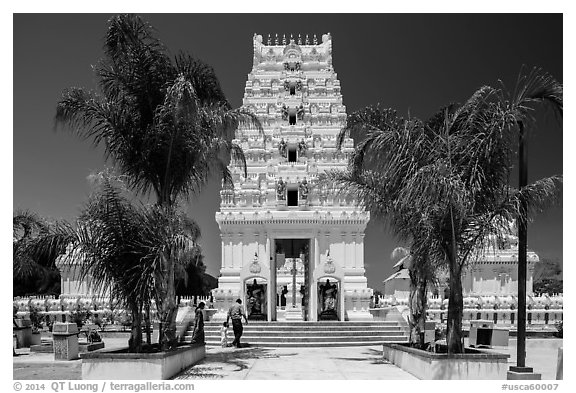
[174, 345, 416, 380]
[13, 337, 562, 380]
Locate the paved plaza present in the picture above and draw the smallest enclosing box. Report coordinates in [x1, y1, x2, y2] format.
[174, 345, 415, 380]
[13, 337, 561, 380]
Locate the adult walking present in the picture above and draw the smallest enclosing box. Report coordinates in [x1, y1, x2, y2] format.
[227, 299, 248, 348]
[191, 302, 205, 344]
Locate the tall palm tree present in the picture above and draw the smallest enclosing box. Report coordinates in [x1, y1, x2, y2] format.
[55, 14, 261, 349]
[324, 107, 441, 348]
[326, 68, 562, 354]
[407, 69, 562, 353]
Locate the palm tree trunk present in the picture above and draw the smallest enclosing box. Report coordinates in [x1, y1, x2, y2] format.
[128, 304, 143, 353]
[408, 273, 427, 349]
[446, 258, 464, 354]
[160, 256, 178, 350]
[144, 304, 151, 345]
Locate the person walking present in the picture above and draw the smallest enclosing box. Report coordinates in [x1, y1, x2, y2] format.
[227, 299, 248, 348]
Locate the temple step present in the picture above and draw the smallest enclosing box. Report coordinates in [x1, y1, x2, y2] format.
[205, 321, 404, 326]
[184, 321, 409, 347]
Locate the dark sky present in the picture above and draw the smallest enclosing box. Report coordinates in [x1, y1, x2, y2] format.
[13, 14, 563, 290]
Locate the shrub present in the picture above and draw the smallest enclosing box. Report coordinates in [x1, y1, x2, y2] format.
[69, 304, 91, 329]
[553, 321, 563, 338]
[28, 304, 44, 333]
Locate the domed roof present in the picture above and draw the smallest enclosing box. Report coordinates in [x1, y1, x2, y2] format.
[283, 40, 302, 57]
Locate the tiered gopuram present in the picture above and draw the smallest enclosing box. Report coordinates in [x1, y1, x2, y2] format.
[212, 33, 373, 321]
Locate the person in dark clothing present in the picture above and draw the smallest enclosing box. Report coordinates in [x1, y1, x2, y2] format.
[191, 302, 205, 344]
[226, 299, 248, 348]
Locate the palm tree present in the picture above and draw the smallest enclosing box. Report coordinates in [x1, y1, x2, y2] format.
[326, 68, 562, 353]
[407, 69, 562, 353]
[55, 14, 261, 349]
[61, 172, 200, 352]
[13, 210, 72, 295]
[324, 107, 441, 348]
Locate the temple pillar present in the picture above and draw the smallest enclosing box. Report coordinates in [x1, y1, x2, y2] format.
[310, 234, 320, 321]
[269, 235, 277, 321]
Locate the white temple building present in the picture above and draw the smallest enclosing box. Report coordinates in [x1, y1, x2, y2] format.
[211, 33, 373, 322]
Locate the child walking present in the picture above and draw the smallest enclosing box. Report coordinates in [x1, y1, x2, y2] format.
[220, 321, 229, 348]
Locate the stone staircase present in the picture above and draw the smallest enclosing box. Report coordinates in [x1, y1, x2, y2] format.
[183, 321, 410, 347]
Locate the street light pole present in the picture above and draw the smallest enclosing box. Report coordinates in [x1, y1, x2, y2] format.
[508, 120, 540, 379]
[517, 120, 528, 369]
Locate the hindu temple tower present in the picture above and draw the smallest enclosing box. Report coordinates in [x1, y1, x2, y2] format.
[211, 33, 373, 322]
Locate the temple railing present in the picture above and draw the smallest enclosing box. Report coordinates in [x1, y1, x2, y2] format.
[370, 293, 563, 327]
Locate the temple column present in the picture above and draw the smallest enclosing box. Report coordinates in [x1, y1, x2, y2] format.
[220, 234, 225, 267]
[358, 233, 365, 270]
[310, 234, 320, 321]
[351, 233, 357, 268]
[269, 234, 277, 321]
[265, 234, 272, 321]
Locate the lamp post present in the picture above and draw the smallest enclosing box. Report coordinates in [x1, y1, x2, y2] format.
[508, 120, 540, 379]
[517, 120, 528, 369]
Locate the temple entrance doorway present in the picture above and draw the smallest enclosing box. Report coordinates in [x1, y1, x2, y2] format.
[274, 238, 311, 321]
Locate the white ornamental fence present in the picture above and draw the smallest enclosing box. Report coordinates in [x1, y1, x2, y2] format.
[13, 295, 214, 324]
[370, 293, 563, 327]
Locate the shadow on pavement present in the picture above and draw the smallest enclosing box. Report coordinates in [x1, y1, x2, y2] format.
[174, 346, 298, 379]
[332, 347, 391, 365]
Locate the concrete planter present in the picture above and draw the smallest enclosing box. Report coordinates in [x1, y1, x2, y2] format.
[80, 343, 205, 380]
[30, 332, 42, 346]
[383, 343, 509, 379]
[14, 326, 32, 348]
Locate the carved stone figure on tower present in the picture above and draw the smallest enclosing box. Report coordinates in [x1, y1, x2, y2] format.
[299, 178, 309, 200]
[278, 138, 287, 157]
[276, 177, 286, 200]
[298, 138, 307, 155]
[297, 104, 305, 120]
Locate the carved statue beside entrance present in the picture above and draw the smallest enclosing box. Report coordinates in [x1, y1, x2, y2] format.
[318, 279, 339, 320]
[246, 279, 267, 320]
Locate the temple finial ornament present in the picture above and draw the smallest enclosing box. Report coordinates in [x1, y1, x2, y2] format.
[275, 33, 279, 45]
[267, 34, 271, 45]
[313, 34, 318, 45]
[305, 34, 310, 45]
[282, 34, 287, 45]
[298, 34, 302, 45]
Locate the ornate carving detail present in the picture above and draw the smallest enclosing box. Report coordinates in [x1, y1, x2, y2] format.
[299, 177, 309, 200]
[324, 253, 336, 274]
[277, 138, 287, 157]
[249, 253, 261, 274]
[276, 177, 286, 200]
[296, 80, 303, 91]
[297, 104, 305, 120]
